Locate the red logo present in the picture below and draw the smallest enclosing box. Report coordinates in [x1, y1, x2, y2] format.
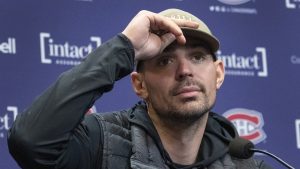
[85, 105, 97, 114]
[223, 108, 266, 144]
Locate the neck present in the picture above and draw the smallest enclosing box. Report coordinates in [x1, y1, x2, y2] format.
[149, 109, 209, 165]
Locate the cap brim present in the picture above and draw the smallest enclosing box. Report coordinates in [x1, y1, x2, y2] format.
[181, 28, 219, 52]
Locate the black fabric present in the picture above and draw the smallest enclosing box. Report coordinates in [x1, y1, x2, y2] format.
[8, 34, 135, 169]
[94, 111, 132, 169]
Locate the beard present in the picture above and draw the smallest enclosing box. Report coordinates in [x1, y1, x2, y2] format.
[151, 96, 215, 127]
[148, 79, 216, 127]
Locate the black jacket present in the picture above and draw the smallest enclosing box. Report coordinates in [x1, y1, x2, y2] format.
[8, 34, 272, 169]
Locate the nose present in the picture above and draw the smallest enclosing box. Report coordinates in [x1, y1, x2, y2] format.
[175, 57, 193, 81]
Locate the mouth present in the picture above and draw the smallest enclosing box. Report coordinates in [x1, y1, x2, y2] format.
[173, 86, 201, 97]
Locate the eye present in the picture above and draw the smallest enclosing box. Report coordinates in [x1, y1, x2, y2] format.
[191, 53, 206, 62]
[158, 56, 173, 66]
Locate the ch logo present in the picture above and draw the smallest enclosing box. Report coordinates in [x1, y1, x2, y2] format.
[223, 108, 266, 144]
[217, 0, 252, 5]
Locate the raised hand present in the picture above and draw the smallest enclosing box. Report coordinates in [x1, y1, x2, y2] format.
[122, 10, 199, 61]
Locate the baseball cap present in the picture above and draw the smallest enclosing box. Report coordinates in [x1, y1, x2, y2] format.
[135, 8, 220, 72]
[159, 8, 219, 52]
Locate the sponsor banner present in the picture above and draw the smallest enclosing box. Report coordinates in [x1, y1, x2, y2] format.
[217, 47, 268, 77]
[223, 108, 267, 144]
[209, 0, 257, 14]
[0, 106, 18, 139]
[286, 0, 300, 9]
[296, 119, 300, 149]
[0, 37, 16, 55]
[40, 32, 101, 66]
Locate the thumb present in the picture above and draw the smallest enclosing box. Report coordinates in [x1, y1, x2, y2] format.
[159, 33, 176, 53]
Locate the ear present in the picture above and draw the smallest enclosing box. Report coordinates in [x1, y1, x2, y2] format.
[215, 60, 225, 89]
[130, 72, 148, 99]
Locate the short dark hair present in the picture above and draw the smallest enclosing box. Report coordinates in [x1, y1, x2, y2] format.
[136, 60, 145, 72]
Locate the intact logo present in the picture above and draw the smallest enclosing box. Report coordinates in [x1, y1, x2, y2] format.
[286, 0, 300, 9]
[40, 32, 101, 66]
[217, 47, 268, 77]
[296, 119, 300, 149]
[223, 108, 266, 144]
[209, 0, 257, 14]
[0, 37, 16, 55]
[0, 106, 18, 139]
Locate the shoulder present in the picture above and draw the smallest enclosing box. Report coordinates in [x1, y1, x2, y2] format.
[83, 110, 131, 136]
[88, 110, 130, 126]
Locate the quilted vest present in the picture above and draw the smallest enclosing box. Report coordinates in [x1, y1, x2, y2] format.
[92, 112, 261, 169]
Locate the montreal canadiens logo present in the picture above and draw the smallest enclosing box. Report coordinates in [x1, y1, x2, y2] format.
[217, 0, 252, 5]
[223, 108, 266, 144]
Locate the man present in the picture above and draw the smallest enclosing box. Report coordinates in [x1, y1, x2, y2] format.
[8, 9, 272, 169]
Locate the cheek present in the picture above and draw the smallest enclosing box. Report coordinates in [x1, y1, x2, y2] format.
[144, 75, 172, 98]
[207, 76, 218, 91]
[197, 67, 218, 93]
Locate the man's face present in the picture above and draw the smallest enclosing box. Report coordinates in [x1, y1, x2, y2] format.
[131, 40, 224, 124]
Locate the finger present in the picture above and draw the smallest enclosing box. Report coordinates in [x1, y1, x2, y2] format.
[158, 19, 199, 44]
[172, 19, 199, 29]
[148, 14, 199, 44]
[137, 10, 198, 37]
[158, 21, 186, 44]
[160, 33, 176, 52]
[147, 14, 186, 43]
[150, 15, 182, 35]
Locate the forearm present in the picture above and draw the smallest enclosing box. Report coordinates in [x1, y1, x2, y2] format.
[8, 34, 134, 168]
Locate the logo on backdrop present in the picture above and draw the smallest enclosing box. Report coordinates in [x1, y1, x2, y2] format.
[286, 0, 300, 9]
[0, 106, 18, 139]
[0, 37, 16, 55]
[217, 47, 268, 77]
[209, 0, 257, 14]
[291, 55, 300, 65]
[75, 0, 93, 2]
[296, 119, 300, 149]
[217, 0, 251, 5]
[40, 32, 101, 66]
[223, 108, 267, 144]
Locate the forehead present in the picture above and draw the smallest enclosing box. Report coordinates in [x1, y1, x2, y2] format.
[135, 38, 213, 72]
